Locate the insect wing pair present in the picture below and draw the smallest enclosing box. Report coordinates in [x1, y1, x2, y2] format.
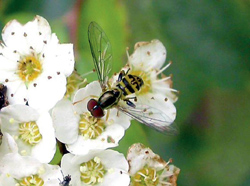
[88, 22, 177, 134]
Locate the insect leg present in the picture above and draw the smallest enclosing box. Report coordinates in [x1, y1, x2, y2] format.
[118, 70, 126, 82]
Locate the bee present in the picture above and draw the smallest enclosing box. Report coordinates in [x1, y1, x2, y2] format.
[0, 84, 8, 110]
[87, 22, 177, 134]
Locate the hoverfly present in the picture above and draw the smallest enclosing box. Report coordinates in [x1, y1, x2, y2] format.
[87, 22, 177, 134]
[0, 84, 8, 110]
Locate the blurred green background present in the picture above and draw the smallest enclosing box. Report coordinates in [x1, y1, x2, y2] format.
[1, 0, 250, 185]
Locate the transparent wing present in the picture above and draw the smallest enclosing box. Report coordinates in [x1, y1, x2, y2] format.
[117, 104, 178, 135]
[88, 22, 112, 90]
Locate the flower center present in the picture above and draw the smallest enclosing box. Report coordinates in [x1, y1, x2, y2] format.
[80, 157, 106, 185]
[131, 70, 151, 95]
[132, 167, 159, 186]
[17, 174, 44, 186]
[79, 113, 105, 139]
[18, 56, 42, 83]
[19, 121, 42, 145]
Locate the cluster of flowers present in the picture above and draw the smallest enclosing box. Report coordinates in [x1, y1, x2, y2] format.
[0, 16, 180, 186]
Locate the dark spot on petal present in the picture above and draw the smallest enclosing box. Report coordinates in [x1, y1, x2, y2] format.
[145, 150, 149, 154]
[163, 52, 166, 55]
[57, 72, 60, 75]
[30, 46, 34, 50]
[147, 51, 150, 55]
[13, 50, 17, 53]
[134, 97, 137, 102]
[11, 32, 15, 35]
[11, 94, 14, 97]
[39, 32, 42, 35]
[165, 98, 168, 101]
[24, 98, 27, 102]
[24, 32, 27, 37]
[43, 40, 47, 44]
[42, 53, 45, 58]
[120, 171, 123, 174]
[33, 83, 37, 87]
[5, 79, 8, 82]
[0, 53, 2, 55]
[48, 76, 52, 79]
[151, 97, 154, 100]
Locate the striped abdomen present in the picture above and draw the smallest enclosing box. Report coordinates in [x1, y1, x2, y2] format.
[116, 74, 144, 96]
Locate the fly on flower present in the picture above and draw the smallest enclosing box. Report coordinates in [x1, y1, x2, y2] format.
[59, 171, 71, 186]
[87, 22, 177, 134]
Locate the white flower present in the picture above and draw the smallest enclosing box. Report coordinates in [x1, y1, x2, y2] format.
[127, 39, 178, 103]
[0, 15, 74, 111]
[0, 153, 62, 186]
[61, 150, 130, 186]
[0, 104, 56, 163]
[127, 143, 180, 186]
[52, 81, 130, 155]
[108, 40, 178, 132]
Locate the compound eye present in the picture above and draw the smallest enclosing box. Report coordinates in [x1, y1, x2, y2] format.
[92, 106, 104, 118]
[87, 99, 98, 111]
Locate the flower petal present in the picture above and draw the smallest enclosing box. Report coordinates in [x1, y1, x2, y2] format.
[31, 112, 56, 163]
[52, 99, 79, 144]
[27, 71, 66, 111]
[129, 39, 167, 70]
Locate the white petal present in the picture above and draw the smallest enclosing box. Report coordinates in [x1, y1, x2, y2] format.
[53, 44, 74, 76]
[99, 150, 129, 171]
[31, 112, 56, 163]
[0, 104, 39, 123]
[127, 143, 166, 175]
[2, 20, 29, 53]
[0, 174, 16, 185]
[129, 39, 167, 70]
[73, 81, 102, 114]
[66, 122, 124, 155]
[61, 153, 82, 186]
[27, 71, 66, 112]
[0, 153, 41, 178]
[23, 15, 51, 53]
[0, 132, 18, 159]
[52, 99, 79, 144]
[4, 80, 28, 105]
[137, 93, 176, 123]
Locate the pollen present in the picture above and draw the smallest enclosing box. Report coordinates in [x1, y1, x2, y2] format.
[132, 167, 159, 186]
[19, 121, 42, 146]
[80, 158, 106, 185]
[17, 55, 42, 83]
[79, 113, 105, 139]
[131, 70, 151, 95]
[17, 174, 44, 186]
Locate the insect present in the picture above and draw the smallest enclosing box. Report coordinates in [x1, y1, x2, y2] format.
[87, 22, 177, 134]
[0, 84, 8, 110]
[59, 171, 71, 186]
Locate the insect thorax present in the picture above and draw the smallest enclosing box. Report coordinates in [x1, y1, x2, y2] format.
[98, 88, 122, 109]
[116, 74, 144, 96]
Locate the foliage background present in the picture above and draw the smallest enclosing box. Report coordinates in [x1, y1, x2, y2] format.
[1, 0, 250, 185]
